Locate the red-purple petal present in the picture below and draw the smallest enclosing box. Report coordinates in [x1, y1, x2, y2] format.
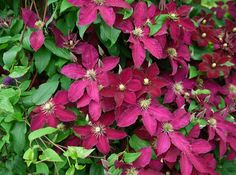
[68, 80, 88, 102]
[97, 135, 110, 154]
[106, 128, 127, 140]
[78, 4, 97, 26]
[98, 6, 115, 27]
[30, 30, 44, 51]
[61, 63, 86, 80]
[156, 133, 171, 155]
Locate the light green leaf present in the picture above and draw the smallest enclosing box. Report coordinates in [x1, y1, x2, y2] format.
[189, 66, 199, 79]
[34, 47, 52, 74]
[64, 146, 94, 159]
[60, 0, 73, 13]
[149, 14, 168, 36]
[36, 163, 49, 175]
[10, 122, 26, 153]
[3, 45, 22, 69]
[123, 152, 141, 164]
[9, 66, 30, 78]
[66, 165, 75, 175]
[39, 148, 63, 162]
[32, 80, 59, 105]
[129, 135, 150, 151]
[28, 127, 58, 143]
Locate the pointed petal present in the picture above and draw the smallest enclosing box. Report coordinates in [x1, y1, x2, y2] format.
[97, 135, 110, 154]
[99, 6, 115, 26]
[83, 134, 97, 148]
[30, 30, 44, 51]
[117, 106, 140, 127]
[124, 91, 136, 104]
[133, 2, 147, 27]
[106, 128, 127, 140]
[73, 126, 91, 136]
[100, 56, 119, 71]
[68, 80, 88, 102]
[127, 79, 142, 91]
[180, 154, 193, 175]
[79, 5, 97, 26]
[141, 37, 162, 59]
[156, 133, 171, 155]
[77, 94, 91, 107]
[142, 111, 157, 136]
[21, 8, 37, 28]
[30, 115, 45, 131]
[67, 0, 86, 6]
[53, 90, 69, 105]
[130, 40, 146, 67]
[56, 108, 76, 122]
[89, 101, 101, 121]
[191, 139, 212, 154]
[87, 81, 99, 102]
[169, 132, 190, 152]
[105, 0, 131, 9]
[149, 104, 171, 122]
[61, 63, 86, 80]
[133, 147, 152, 168]
[120, 68, 133, 84]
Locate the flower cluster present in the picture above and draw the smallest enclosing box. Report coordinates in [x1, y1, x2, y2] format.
[20, 0, 236, 174]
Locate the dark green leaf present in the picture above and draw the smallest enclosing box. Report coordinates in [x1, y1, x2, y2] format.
[34, 47, 52, 74]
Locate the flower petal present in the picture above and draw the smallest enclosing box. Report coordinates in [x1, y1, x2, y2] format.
[100, 56, 119, 71]
[68, 80, 88, 102]
[130, 40, 146, 67]
[124, 91, 136, 104]
[89, 101, 102, 121]
[127, 79, 142, 91]
[30, 30, 45, 51]
[53, 90, 69, 105]
[97, 135, 110, 154]
[191, 139, 212, 154]
[73, 126, 91, 137]
[21, 8, 38, 28]
[105, 0, 131, 9]
[117, 106, 140, 127]
[61, 63, 86, 80]
[141, 37, 162, 59]
[180, 153, 193, 175]
[106, 128, 127, 140]
[30, 114, 45, 131]
[83, 134, 97, 148]
[77, 93, 91, 107]
[55, 108, 76, 122]
[142, 111, 157, 136]
[79, 4, 97, 26]
[133, 147, 152, 168]
[67, 0, 86, 7]
[87, 81, 99, 102]
[156, 133, 171, 155]
[98, 6, 115, 27]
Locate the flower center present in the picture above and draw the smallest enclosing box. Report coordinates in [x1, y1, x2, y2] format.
[202, 19, 207, 24]
[133, 27, 143, 37]
[229, 84, 236, 94]
[35, 20, 44, 29]
[119, 84, 126, 91]
[223, 43, 228, 48]
[233, 27, 236, 33]
[169, 13, 178, 20]
[143, 78, 150, 85]
[173, 82, 183, 94]
[85, 69, 96, 80]
[201, 33, 207, 38]
[139, 99, 151, 110]
[163, 123, 174, 132]
[92, 124, 106, 137]
[167, 48, 177, 58]
[93, 0, 104, 5]
[211, 62, 217, 68]
[207, 118, 217, 127]
[41, 101, 55, 114]
[125, 167, 138, 175]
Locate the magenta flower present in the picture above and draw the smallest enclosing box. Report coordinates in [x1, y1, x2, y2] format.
[164, 2, 195, 41]
[101, 68, 142, 107]
[155, 109, 191, 156]
[133, 63, 167, 97]
[227, 0, 236, 20]
[198, 53, 230, 78]
[115, 147, 163, 175]
[116, 97, 171, 136]
[30, 91, 76, 131]
[61, 43, 119, 120]
[212, 2, 226, 19]
[116, 2, 163, 67]
[21, 8, 46, 51]
[163, 70, 195, 107]
[68, 0, 131, 27]
[223, 73, 236, 100]
[163, 41, 190, 75]
[73, 112, 126, 154]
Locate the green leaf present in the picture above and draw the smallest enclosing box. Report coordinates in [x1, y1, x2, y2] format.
[3, 45, 22, 69]
[44, 38, 71, 59]
[107, 154, 119, 166]
[100, 22, 121, 48]
[9, 66, 30, 78]
[123, 152, 141, 164]
[78, 24, 90, 39]
[0, 35, 20, 44]
[188, 100, 198, 112]
[66, 165, 75, 175]
[60, 0, 72, 13]
[28, 127, 58, 143]
[189, 45, 213, 61]
[119, 8, 133, 19]
[34, 47, 52, 74]
[32, 80, 59, 105]
[189, 66, 199, 79]
[39, 148, 63, 162]
[149, 14, 168, 36]
[219, 160, 236, 175]
[192, 89, 211, 95]
[36, 163, 49, 175]
[89, 163, 104, 175]
[10, 122, 26, 154]
[0, 96, 14, 113]
[64, 146, 94, 159]
[129, 135, 150, 151]
[23, 148, 35, 166]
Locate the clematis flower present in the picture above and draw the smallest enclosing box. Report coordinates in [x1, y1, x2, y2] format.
[73, 112, 126, 154]
[30, 91, 77, 131]
[164, 2, 195, 42]
[133, 63, 167, 97]
[198, 53, 230, 78]
[223, 73, 236, 100]
[227, 0, 236, 20]
[193, 10, 215, 27]
[204, 106, 236, 157]
[163, 41, 190, 75]
[211, 2, 226, 19]
[115, 2, 163, 67]
[115, 147, 163, 175]
[68, 0, 131, 27]
[21, 8, 46, 51]
[61, 43, 119, 120]
[100, 68, 142, 107]
[116, 97, 171, 135]
[163, 70, 195, 107]
[191, 25, 219, 47]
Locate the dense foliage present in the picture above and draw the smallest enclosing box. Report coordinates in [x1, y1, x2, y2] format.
[1, 0, 236, 174]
